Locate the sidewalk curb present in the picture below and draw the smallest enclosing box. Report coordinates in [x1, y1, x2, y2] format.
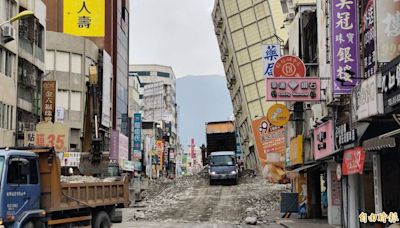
[276, 221, 290, 228]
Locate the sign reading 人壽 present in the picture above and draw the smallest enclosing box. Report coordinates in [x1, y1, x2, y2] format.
[63, 0, 105, 37]
[42, 81, 56, 122]
[273, 55, 306, 78]
[263, 44, 281, 77]
[331, 0, 360, 94]
[265, 77, 321, 101]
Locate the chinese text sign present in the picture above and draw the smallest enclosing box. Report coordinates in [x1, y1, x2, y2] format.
[331, 0, 360, 94]
[42, 81, 56, 122]
[263, 44, 281, 77]
[377, 0, 400, 62]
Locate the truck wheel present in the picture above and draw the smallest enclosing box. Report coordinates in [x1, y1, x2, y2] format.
[93, 211, 111, 228]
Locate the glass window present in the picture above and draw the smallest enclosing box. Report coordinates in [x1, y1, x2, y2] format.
[259, 19, 272, 40]
[57, 90, 69, 110]
[0, 49, 4, 75]
[56, 51, 70, 72]
[7, 158, 29, 184]
[9, 106, 13, 130]
[248, 44, 261, 61]
[210, 155, 235, 166]
[5, 105, 8, 130]
[224, 0, 238, 17]
[257, 81, 266, 99]
[244, 24, 261, 46]
[232, 29, 246, 51]
[241, 8, 256, 26]
[70, 91, 81, 111]
[244, 84, 259, 101]
[252, 59, 264, 81]
[0, 103, 2, 128]
[29, 158, 38, 184]
[236, 49, 250, 65]
[248, 100, 263, 119]
[71, 54, 82, 74]
[240, 64, 255, 85]
[45, 51, 55, 71]
[157, 72, 170, 78]
[228, 14, 242, 31]
[85, 57, 95, 76]
[238, 0, 252, 11]
[132, 71, 150, 76]
[5, 52, 13, 77]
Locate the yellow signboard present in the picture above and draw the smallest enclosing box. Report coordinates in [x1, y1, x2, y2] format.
[289, 135, 303, 166]
[267, 104, 290, 127]
[63, 0, 105, 37]
[35, 122, 69, 152]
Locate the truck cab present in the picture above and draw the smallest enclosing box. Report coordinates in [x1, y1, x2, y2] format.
[0, 149, 45, 228]
[208, 151, 238, 185]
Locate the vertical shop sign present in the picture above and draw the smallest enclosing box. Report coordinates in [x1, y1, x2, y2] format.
[263, 44, 281, 77]
[331, 171, 342, 205]
[132, 113, 142, 160]
[331, 0, 360, 94]
[42, 81, 56, 122]
[362, 0, 376, 78]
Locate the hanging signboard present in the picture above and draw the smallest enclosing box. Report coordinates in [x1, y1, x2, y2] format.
[331, 0, 360, 94]
[63, 0, 105, 37]
[267, 104, 290, 127]
[266, 77, 321, 101]
[362, 0, 376, 78]
[313, 120, 334, 160]
[132, 113, 142, 161]
[342, 147, 366, 175]
[382, 56, 400, 114]
[273, 55, 306, 78]
[351, 74, 383, 122]
[263, 44, 281, 77]
[335, 123, 357, 146]
[42, 81, 56, 122]
[376, 0, 400, 62]
[35, 122, 69, 152]
[289, 135, 303, 166]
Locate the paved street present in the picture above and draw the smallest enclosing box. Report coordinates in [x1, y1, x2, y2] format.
[114, 221, 283, 228]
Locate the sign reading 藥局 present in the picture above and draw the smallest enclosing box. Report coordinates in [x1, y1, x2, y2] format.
[351, 74, 383, 122]
[331, 0, 360, 94]
[63, 0, 105, 37]
[263, 44, 281, 77]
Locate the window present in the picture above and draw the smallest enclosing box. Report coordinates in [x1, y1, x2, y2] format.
[248, 100, 263, 119]
[56, 51, 70, 72]
[5, 52, 13, 77]
[45, 51, 55, 71]
[133, 71, 150, 76]
[71, 54, 82, 74]
[244, 24, 261, 46]
[254, 3, 267, 20]
[244, 84, 259, 101]
[252, 59, 264, 81]
[236, 49, 250, 65]
[259, 19, 272, 40]
[225, 0, 238, 17]
[70, 91, 81, 111]
[157, 72, 170, 78]
[0, 49, 14, 77]
[232, 29, 246, 51]
[228, 15, 242, 31]
[241, 8, 256, 26]
[7, 157, 38, 185]
[9, 106, 13, 130]
[57, 90, 69, 109]
[238, 0, 252, 11]
[239, 64, 255, 85]
[0, 103, 2, 128]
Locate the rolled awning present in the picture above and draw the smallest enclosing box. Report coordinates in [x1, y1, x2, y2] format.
[362, 137, 397, 151]
[288, 163, 319, 173]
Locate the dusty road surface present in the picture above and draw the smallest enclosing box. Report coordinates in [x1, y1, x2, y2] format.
[115, 171, 289, 227]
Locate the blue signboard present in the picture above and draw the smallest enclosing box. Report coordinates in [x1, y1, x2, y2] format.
[132, 113, 142, 160]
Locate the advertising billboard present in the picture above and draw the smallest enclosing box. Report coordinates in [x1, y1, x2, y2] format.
[42, 81, 56, 122]
[313, 120, 334, 160]
[265, 77, 321, 101]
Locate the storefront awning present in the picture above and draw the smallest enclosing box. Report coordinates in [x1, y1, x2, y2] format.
[363, 137, 397, 151]
[288, 163, 319, 173]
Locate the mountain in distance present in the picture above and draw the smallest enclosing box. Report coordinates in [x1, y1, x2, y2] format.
[176, 75, 233, 146]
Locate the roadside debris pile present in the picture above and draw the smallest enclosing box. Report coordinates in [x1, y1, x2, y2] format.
[60, 175, 119, 183]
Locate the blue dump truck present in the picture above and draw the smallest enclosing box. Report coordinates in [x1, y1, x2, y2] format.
[206, 121, 238, 185]
[0, 147, 129, 228]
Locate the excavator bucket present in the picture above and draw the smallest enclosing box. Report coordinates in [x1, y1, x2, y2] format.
[79, 152, 110, 176]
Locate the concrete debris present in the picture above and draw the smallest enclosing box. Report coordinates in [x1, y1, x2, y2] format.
[60, 175, 119, 183]
[244, 216, 257, 225]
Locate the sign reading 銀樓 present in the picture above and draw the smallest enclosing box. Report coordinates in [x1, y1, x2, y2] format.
[331, 0, 360, 94]
[42, 81, 56, 122]
[273, 55, 306, 78]
[63, 0, 105, 37]
[382, 56, 400, 114]
[265, 77, 321, 101]
[132, 113, 142, 160]
[351, 74, 383, 122]
[263, 44, 281, 77]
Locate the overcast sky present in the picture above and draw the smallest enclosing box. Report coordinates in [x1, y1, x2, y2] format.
[129, 0, 225, 78]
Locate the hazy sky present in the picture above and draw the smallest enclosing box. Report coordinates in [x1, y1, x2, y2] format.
[129, 0, 225, 78]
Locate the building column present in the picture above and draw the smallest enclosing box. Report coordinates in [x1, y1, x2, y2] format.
[327, 162, 341, 225]
[347, 174, 360, 228]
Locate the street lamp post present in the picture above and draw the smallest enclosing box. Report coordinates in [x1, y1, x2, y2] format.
[0, 10, 34, 27]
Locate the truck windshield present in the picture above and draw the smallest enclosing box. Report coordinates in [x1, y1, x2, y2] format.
[210, 155, 235, 166]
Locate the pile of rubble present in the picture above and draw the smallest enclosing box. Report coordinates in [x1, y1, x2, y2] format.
[60, 175, 119, 183]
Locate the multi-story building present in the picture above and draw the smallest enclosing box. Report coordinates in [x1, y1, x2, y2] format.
[16, 1, 46, 146]
[0, 0, 19, 146]
[128, 73, 142, 117]
[45, 31, 102, 151]
[44, 0, 130, 135]
[212, 0, 291, 171]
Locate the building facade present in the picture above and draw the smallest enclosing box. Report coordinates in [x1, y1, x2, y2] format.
[128, 74, 142, 117]
[212, 0, 292, 171]
[45, 31, 101, 151]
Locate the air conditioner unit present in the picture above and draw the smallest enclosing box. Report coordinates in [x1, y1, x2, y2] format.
[2, 25, 16, 42]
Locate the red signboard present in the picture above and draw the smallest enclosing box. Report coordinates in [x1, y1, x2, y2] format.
[342, 147, 366, 175]
[273, 55, 306, 78]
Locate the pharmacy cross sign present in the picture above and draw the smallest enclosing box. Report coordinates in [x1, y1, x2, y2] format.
[331, 0, 360, 94]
